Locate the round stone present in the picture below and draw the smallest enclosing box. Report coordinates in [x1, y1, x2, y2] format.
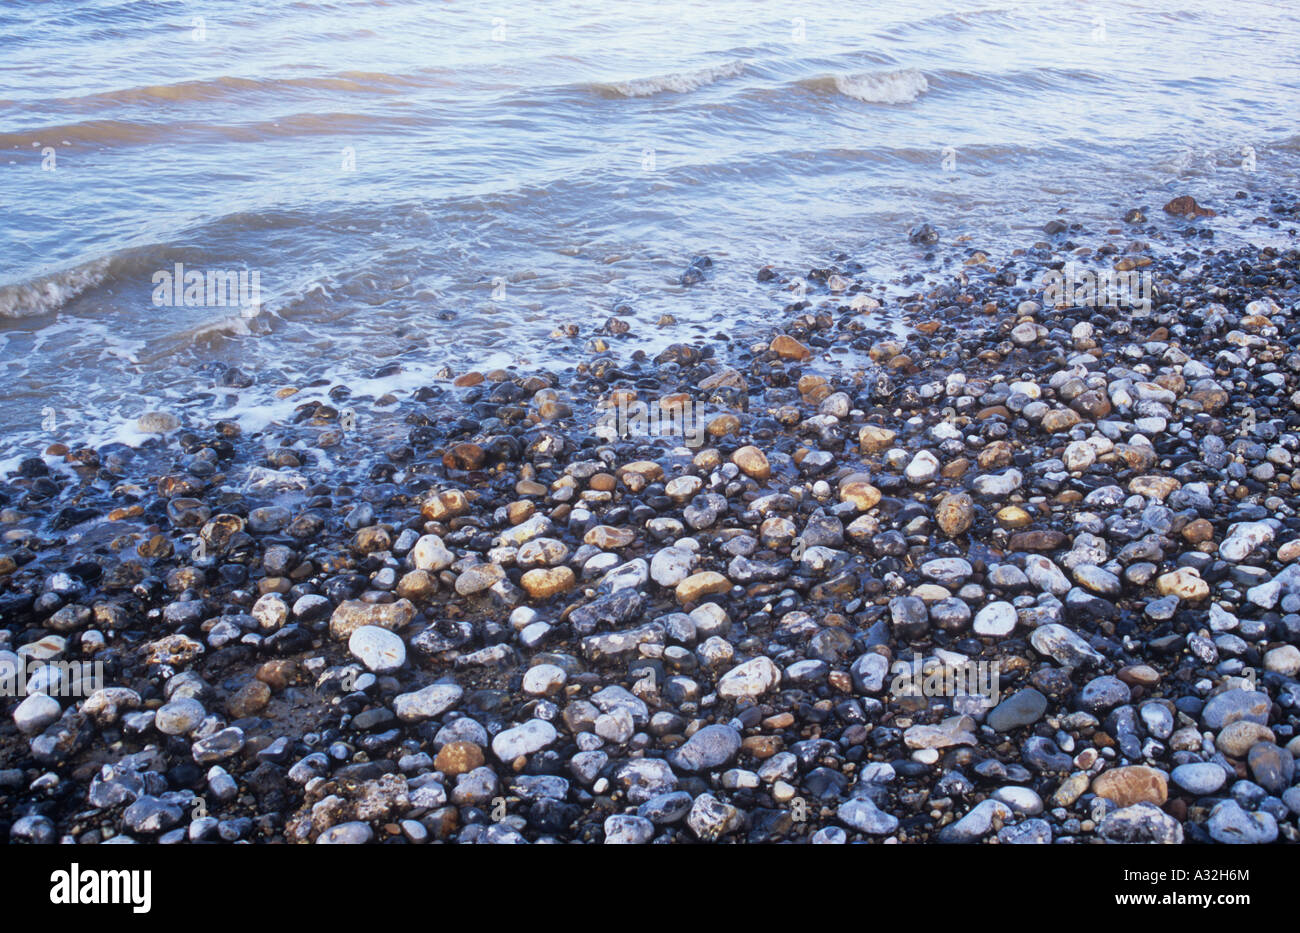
[316, 822, 374, 844]
[520, 566, 576, 599]
[348, 625, 406, 673]
[905, 450, 940, 484]
[837, 797, 899, 835]
[668, 724, 741, 772]
[1207, 799, 1277, 844]
[716, 657, 781, 699]
[491, 719, 557, 761]
[521, 663, 567, 696]
[1171, 762, 1227, 795]
[1091, 765, 1168, 807]
[676, 571, 731, 604]
[435, 741, 485, 777]
[973, 601, 1017, 636]
[393, 683, 464, 722]
[604, 814, 655, 844]
[731, 445, 771, 481]
[935, 492, 974, 536]
[986, 688, 1047, 732]
[13, 693, 61, 735]
[155, 697, 206, 736]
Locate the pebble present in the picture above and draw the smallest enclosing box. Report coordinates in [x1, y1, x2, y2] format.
[997, 819, 1052, 844]
[13, 693, 61, 735]
[676, 571, 730, 604]
[604, 814, 655, 844]
[491, 719, 557, 761]
[938, 799, 1012, 844]
[716, 656, 781, 699]
[1207, 799, 1278, 844]
[1247, 742, 1294, 793]
[1097, 802, 1184, 844]
[686, 793, 743, 841]
[651, 547, 693, 587]
[668, 724, 742, 772]
[904, 450, 940, 484]
[1078, 675, 1132, 711]
[935, 492, 974, 537]
[972, 601, 1017, 636]
[136, 411, 180, 434]
[348, 625, 406, 673]
[1217, 721, 1275, 757]
[1171, 762, 1228, 795]
[521, 664, 567, 696]
[837, 797, 899, 835]
[1091, 766, 1168, 807]
[1202, 689, 1270, 730]
[435, 741, 485, 777]
[393, 683, 463, 722]
[316, 822, 375, 844]
[638, 791, 693, 824]
[1030, 624, 1104, 667]
[986, 688, 1047, 732]
[122, 796, 183, 834]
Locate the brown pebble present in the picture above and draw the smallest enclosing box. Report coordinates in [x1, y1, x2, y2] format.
[1117, 664, 1161, 687]
[1092, 765, 1168, 807]
[256, 660, 300, 691]
[1182, 518, 1214, 545]
[770, 334, 812, 360]
[226, 680, 271, 718]
[731, 445, 771, 481]
[435, 741, 485, 777]
[442, 443, 485, 471]
[1163, 194, 1216, 217]
[741, 735, 782, 758]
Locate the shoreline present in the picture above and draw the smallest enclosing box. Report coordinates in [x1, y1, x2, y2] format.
[2, 200, 1300, 844]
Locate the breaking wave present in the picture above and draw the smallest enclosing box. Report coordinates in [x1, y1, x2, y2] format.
[595, 60, 747, 97]
[801, 68, 930, 104]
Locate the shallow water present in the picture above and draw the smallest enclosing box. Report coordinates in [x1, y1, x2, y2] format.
[2, 0, 1298, 454]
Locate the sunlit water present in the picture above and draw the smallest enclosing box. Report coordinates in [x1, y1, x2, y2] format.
[1, 0, 1298, 459]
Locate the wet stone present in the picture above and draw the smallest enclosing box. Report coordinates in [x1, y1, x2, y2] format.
[668, 724, 741, 772]
[1171, 762, 1228, 796]
[837, 797, 899, 835]
[1098, 803, 1183, 845]
[1201, 689, 1270, 730]
[1207, 800, 1277, 845]
[986, 688, 1047, 732]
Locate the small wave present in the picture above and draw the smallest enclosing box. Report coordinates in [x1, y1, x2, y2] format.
[879, 7, 1020, 39]
[0, 258, 114, 319]
[184, 308, 267, 345]
[0, 111, 424, 152]
[0, 243, 198, 320]
[43, 70, 444, 112]
[596, 60, 746, 98]
[803, 68, 929, 104]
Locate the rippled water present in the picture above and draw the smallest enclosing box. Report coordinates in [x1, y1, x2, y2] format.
[2, 0, 1298, 454]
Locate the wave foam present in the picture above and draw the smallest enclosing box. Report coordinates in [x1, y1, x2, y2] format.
[0, 258, 113, 319]
[815, 68, 930, 104]
[601, 60, 746, 98]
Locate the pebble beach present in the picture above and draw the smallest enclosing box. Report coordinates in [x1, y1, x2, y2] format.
[4, 193, 1300, 846]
